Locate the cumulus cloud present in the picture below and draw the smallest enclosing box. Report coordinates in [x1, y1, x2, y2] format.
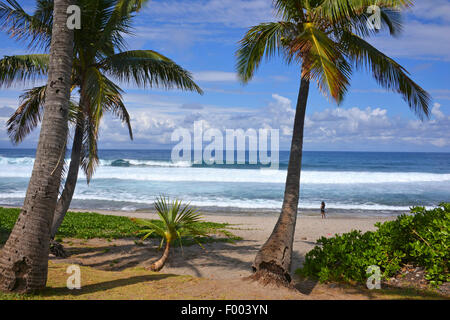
[92, 94, 450, 151]
[304, 103, 450, 150]
[431, 103, 445, 120]
[193, 71, 238, 82]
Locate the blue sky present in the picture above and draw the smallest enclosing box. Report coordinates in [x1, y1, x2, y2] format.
[0, 0, 449, 152]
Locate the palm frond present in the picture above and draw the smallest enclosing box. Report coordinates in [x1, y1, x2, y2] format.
[80, 113, 99, 183]
[272, 0, 308, 21]
[301, 23, 351, 102]
[0, 54, 49, 87]
[236, 22, 289, 83]
[100, 50, 203, 94]
[340, 31, 431, 118]
[0, 0, 52, 50]
[135, 196, 206, 246]
[7, 84, 80, 144]
[7, 85, 45, 144]
[330, 5, 404, 38]
[315, 0, 412, 25]
[84, 67, 133, 139]
[95, 0, 150, 54]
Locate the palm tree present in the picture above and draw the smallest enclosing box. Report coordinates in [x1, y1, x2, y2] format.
[135, 197, 207, 271]
[0, 0, 203, 248]
[236, 0, 430, 285]
[0, 0, 74, 293]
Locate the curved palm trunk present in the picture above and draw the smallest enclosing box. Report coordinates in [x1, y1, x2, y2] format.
[50, 111, 84, 240]
[0, 0, 74, 293]
[252, 74, 310, 285]
[150, 242, 171, 272]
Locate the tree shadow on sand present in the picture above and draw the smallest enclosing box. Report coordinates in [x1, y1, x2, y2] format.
[52, 239, 263, 276]
[42, 274, 176, 297]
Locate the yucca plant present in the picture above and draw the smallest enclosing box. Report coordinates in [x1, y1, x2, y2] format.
[135, 197, 207, 272]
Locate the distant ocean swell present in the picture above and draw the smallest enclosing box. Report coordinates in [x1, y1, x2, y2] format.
[0, 150, 449, 215]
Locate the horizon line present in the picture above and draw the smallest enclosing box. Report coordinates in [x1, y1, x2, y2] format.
[0, 147, 449, 154]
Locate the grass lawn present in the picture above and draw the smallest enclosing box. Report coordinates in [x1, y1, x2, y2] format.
[0, 261, 207, 300]
[0, 207, 241, 245]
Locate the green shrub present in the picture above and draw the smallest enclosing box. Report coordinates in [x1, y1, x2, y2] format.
[297, 204, 449, 285]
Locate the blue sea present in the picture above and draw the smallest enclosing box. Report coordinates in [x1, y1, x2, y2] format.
[0, 149, 449, 217]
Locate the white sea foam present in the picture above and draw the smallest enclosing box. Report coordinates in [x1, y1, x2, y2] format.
[1, 159, 450, 184]
[0, 156, 35, 166]
[88, 167, 450, 184]
[98, 159, 192, 167]
[0, 191, 417, 211]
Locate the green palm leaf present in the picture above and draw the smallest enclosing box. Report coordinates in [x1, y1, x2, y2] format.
[6, 85, 45, 144]
[96, 0, 149, 54]
[0, 0, 52, 50]
[340, 31, 431, 118]
[0, 54, 48, 87]
[301, 23, 351, 102]
[7, 85, 79, 144]
[135, 196, 207, 247]
[100, 50, 203, 93]
[236, 22, 289, 83]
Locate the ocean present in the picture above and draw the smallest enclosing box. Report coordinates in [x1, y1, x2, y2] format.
[0, 149, 449, 217]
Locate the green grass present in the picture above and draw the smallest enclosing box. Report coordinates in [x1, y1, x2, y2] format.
[0, 207, 241, 245]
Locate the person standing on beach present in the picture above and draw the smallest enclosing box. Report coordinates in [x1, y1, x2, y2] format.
[321, 201, 326, 219]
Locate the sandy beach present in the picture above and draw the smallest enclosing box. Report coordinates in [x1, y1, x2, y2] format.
[5, 207, 447, 300]
[55, 208, 395, 280]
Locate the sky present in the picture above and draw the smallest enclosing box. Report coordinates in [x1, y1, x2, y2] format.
[0, 0, 449, 152]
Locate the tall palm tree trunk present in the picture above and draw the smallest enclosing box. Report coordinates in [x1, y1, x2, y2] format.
[50, 111, 84, 240]
[0, 0, 74, 293]
[252, 73, 310, 285]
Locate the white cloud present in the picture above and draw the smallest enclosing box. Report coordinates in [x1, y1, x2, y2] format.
[193, 71, 238, 82]
[369, 20, 450, 60]
[144, 0, 274, 27]
[139, 0, 450, 60]
[91, 93, 450, 151]
[412, 1, 450, 23]
[432, 103, 445, 120]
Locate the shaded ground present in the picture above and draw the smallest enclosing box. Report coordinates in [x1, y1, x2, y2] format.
[1, 261, 446, 300]
[35, 237, 447, 300]
[1, 212, 448, 300]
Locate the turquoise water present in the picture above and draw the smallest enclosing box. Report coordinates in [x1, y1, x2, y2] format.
[0, 149, 449, 216]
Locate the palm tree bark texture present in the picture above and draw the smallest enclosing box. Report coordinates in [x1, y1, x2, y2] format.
[0, 0, 74, 293]
[50, 107, 85, 239]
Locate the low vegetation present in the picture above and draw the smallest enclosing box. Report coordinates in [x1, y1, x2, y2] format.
[0, 261, 445, 300]
[0, 207, 241, 246]
[297, 204, 449, 286]
[135, 197, 211, 271]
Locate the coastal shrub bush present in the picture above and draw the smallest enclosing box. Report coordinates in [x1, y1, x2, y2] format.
[296, 204, 450, 285]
